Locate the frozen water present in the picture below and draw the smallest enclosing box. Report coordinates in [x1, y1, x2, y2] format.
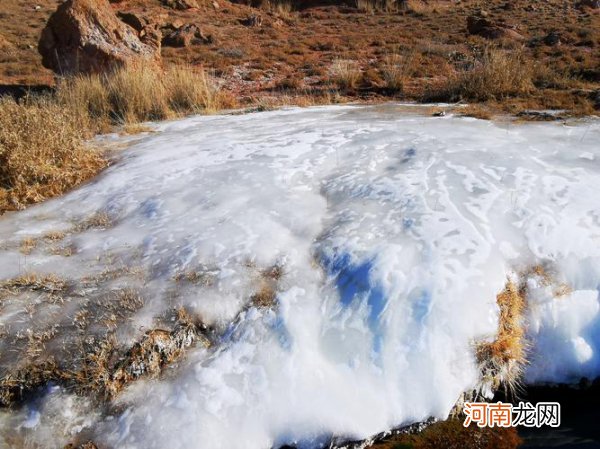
[1, 105, 599, 448]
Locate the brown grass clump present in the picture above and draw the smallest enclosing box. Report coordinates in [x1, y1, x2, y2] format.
[0, 273, 68, 296]
[251, 284, 277, 308]
[75, 211, 114, 231]
[330, 59, 362, 91]
[381, 53, 418, 92]
[57, 65, 227, 131]
[19, 237, 37, 255]
[0, 97, 107, 214]
[0, 308, 209, 407]
[428, 48, 534, 102]
[476, 279, 526, 398]
[459, 104, 494, 120]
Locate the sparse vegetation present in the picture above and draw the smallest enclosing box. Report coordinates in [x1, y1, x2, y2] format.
[57, 64, 228, 132]
[0, 308, 209, 407]
[427, 48, 534, 102]
[476, 279, 527, 398]
[0, 96, 107, 214]
[0, 64, 230, 215]
[381, 53, 418, 92]
[331, 59, 362, 90]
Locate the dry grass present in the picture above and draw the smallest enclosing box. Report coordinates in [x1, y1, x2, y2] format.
[476, 279, 526, 398]
[57, 65, 226, 130]
[381, 52, 418, 92]
[330, 59, 362, 90]
[0, 97, 107, 214]
[0, 65, 227, 215]
[0, 273, 68, 295]
[356, 0, 398, 13]
[19, 237, 37, 255]
[0, 307, 209, 407]
[459, 104, 494, 120]
[427, 48, 534, 102]
[262, 0, 294, 17]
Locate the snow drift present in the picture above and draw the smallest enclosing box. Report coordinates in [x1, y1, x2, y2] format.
[0, 105, 599, 448]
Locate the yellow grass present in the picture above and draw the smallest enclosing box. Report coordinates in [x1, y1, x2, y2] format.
[381, 52, 418, 92]
[0, 97, 107, 214]
[331, 59, 362, 90]
[0, 65, 229, 214]
[476, 279, 526, 396]
[57, 64, 227, 130]
[428, 48, 534, 102]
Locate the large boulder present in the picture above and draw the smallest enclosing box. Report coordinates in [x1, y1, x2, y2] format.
[38, 0, 161, 75]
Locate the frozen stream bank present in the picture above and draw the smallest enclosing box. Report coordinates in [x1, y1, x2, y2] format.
[1, 105, 599, 448]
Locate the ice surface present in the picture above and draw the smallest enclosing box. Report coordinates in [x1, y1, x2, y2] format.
[1, 105, 599, 448]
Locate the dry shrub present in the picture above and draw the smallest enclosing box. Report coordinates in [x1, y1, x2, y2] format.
[164, 65, 223, 113]
[262, 0, 294, 16]
[0, 97, 107, 214]
[459, 104, 493, 120]
[476, 279, 526, 397]
[381, 52, 418, 92]
[331, 59, 362, 90]
[428, 48, 534, 102]
[57, 64, 225, 131]
[0, 308, 209, 406]
[356, 0, 398, 13]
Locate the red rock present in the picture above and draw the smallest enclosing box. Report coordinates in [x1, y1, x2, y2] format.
[38, 0, 161, 75]
[467, 15, 524, 41]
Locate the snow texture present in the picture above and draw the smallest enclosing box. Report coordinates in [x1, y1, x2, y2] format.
[1, 105, 599, 448]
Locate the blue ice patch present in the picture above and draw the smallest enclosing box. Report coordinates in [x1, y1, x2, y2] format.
[324, 252, 388, 360]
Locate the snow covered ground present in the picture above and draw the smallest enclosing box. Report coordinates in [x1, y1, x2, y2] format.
[1, 104, 599, 448]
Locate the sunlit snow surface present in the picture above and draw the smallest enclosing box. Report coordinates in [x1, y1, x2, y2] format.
[1, 105, 600, 448]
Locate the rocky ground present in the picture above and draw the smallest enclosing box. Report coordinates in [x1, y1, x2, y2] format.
[0, 0, 599, 112]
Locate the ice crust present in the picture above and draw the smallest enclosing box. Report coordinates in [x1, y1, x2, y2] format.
[1, 105, 599, 448]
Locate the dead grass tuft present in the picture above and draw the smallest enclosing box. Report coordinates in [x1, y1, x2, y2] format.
[330, 59, 362, 91]
[381, 53, 418, 92]
[0, 273, 68, 295]
[19, 237, 37, 255]
[251, 284, 277, 308]
[75, 211, 114, 231]
[476, 279, 526, 398]
[459, 104, 494, 120]
[0, 97, 108, 214]
[56, 64, 228, 131]
[0, 308, 209, 407]
[427, 48, 534, 102]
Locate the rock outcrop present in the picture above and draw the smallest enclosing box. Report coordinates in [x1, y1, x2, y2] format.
[38, 0, 161, 75]
[467, 15, 525, 41]
[162, 24, 212, 47]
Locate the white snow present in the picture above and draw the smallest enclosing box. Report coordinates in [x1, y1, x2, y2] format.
[1, 105, 600, 448]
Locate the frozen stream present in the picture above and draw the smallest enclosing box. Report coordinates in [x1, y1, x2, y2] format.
[1, 105, 600, 448]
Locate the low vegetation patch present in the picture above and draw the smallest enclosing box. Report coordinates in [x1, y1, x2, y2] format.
[330, 59, 362, 91]
[0, 65, 231, 215]
[57, 64, 230, 133]
[0, 307, 209, 407]
[0, 97, 107, 214]
[426, 48, 534, 102]
[476, 279, 527, 398]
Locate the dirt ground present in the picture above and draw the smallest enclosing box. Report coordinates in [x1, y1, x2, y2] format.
[0, 0, 598, 112]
